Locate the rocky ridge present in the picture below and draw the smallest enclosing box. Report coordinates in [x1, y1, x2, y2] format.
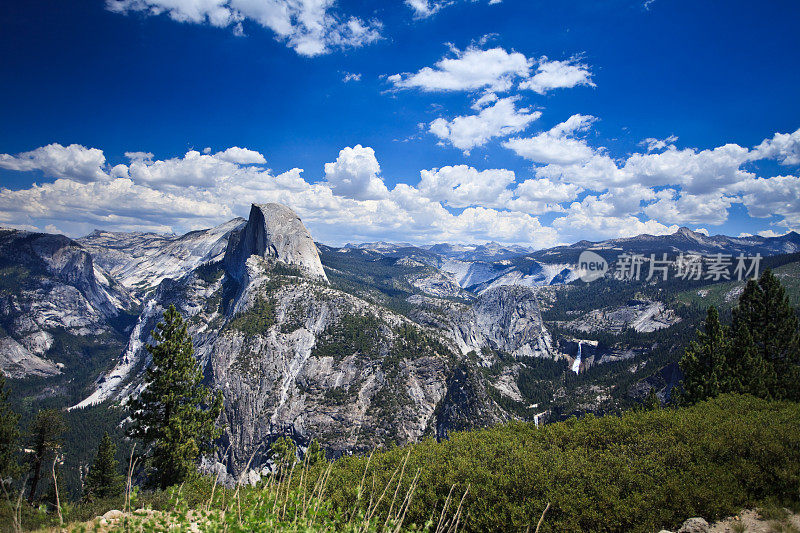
[0, 229, 136, 379]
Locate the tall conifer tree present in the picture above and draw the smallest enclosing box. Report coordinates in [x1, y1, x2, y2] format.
[680, 306, 729, 404]
[26, 409, 66, 503]
[0, 373, 20, 483]
[83, 431, 123, 500]
[730, 270, 800, 400]
[127, 305, 223, 489]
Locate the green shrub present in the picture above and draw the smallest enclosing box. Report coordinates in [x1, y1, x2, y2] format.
[320, 394, 800, 533]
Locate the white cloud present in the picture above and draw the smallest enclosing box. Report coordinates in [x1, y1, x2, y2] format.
[621, 143, 752, 193]
[552, 203, 678, 242]
[388, 46, 595, 99]
[533, 154, 624, 189]
[503, 114, 597, 165]
[213, 146, 267, 164]
[507, 178, 582, 214]
[640, 135, 678, 152]
[342, 72, 361, 83]
[0, 143, 108, 183]
[3, 127, 800, 246]
[322, 145, 389, 200]
[0, 177, 226, 236]
[519, 57, 595, 94]
[405, 0, 448, 18]
[429, 96, 541, 153]
[471, 92, 499, 110]
[417, 165, 515, 208]
[642, 189, 733, 226]
[105, 0, 382, 57]
[405, 0, 500, 19]
[388, 46, 532, 92]
[757, 229, 791, 238]
[127, 149, 254, 187]
[737, 175, 800, 221]
[124, 151, 154, 161]
[751, 127, 800, 165]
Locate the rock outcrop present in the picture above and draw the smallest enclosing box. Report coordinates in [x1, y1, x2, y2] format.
[224, 204, 327, 283]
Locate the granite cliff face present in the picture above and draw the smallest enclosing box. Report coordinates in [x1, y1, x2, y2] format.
[0, 229, 135, 380]
[223, 204, 327, 283]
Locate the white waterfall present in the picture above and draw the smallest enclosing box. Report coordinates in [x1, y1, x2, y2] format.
[571, 342, 582, 375]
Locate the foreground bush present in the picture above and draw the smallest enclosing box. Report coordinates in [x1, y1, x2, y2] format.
[322, 394, 800, 532]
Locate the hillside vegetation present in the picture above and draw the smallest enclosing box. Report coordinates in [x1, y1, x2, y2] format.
[321, 394, 800, 532]
[8, 394, 799, 532]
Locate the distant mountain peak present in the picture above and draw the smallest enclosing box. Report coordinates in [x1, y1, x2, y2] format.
[674, 226, 704, 240]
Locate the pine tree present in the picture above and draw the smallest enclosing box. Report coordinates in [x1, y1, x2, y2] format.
[756, 269, 800, 400]
[305, 439, 326, 466]
[730, 270, 800, 400]
[83, 431, 123, 500]
[269, 437, 297, 473]
[0, 372, 21, 483]
[26, 409, 66, 503]
[127, 305, 223, 490]
[727, 315, 770, 398]
[679, 306, 729, 404]
[644, 388, 661, 410]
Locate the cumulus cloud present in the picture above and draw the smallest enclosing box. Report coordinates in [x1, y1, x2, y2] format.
[388, 47, 594, 96]
[640, 135, 678, 152]
[405, 0, 500, 18]
[518, 56, 595, 94]
[751, 127, 800, 165]
[105, 0, 382, 57]
[0, 177, 226, 236]
[342, 72, 361, 83]
[642, 189, 733, 226]
[429, 95, 541, 153]
[417, 165, 515, 208]
[127, 149, 256, 187]
[503, 114, 597, 165]
[508, 179, 582, 214]
[757, 229, 792, 238]
[405, 0, 448, 18]
[737, 175, 800, 224]
[322, 145, 389, 200]
[0, 143, 108, 183]
[213, 146, 266, 164]
[621, 143, 752, 194]
[388, 46, 532, 92]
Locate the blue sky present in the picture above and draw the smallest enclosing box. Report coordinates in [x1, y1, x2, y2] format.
[1, 0, 799, 247]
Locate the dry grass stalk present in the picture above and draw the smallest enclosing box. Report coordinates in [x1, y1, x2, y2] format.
[51, 454, 63, 527]
[535, 502, 551, 533]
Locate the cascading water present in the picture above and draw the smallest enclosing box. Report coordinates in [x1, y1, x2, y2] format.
[571, 342, 582, 375]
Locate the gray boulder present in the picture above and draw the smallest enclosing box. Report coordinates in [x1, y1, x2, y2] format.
[678, 517, 709, 533]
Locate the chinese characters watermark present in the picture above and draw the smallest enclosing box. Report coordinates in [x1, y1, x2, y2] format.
[578, 251, 762, 283]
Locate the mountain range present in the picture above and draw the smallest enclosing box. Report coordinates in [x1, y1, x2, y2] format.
[2, 204, 799, 481]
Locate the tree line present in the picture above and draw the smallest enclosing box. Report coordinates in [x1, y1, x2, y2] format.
[680, 269, 800, 403]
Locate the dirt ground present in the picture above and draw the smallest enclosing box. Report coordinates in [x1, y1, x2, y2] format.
[708, 509, 800, 533]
